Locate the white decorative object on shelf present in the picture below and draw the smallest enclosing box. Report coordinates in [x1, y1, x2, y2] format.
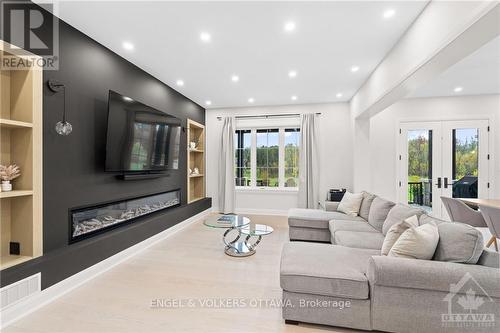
[193, 167, 200, 175]
[190, 141, 197, 149]
[0, 164, 21, 192]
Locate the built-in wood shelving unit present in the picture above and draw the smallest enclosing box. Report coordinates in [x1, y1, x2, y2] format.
[0, 40, 43, 270]
[187, 119, 205, 203]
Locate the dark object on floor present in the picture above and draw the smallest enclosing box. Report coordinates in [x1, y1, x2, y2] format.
[328, 189, 346, 202]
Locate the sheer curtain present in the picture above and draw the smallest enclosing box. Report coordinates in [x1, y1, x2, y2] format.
[218, 116, 235, 213]
[298, 113, 319, 208]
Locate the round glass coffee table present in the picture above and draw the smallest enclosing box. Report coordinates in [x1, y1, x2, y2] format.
[203, 215, 273, 257]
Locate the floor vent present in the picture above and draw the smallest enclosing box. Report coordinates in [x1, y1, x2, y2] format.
[0, 273, 41, 310]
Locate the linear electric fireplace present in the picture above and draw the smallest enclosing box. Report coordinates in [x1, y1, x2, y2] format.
[70, 189, 181, 242]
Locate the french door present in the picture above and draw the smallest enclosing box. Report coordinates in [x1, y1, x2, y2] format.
[399, 120, 490, 219]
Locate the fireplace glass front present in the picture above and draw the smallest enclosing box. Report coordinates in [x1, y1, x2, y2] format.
[70, 190, 180, 242]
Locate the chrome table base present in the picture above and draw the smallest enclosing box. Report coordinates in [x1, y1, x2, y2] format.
[223, 226, 262, 257]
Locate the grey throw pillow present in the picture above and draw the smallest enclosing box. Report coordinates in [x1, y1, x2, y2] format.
[382, 204, 425, 235]
[359, 192, 376, 221]
[433, 222, 484, 264]
[367, 197, 395, 232]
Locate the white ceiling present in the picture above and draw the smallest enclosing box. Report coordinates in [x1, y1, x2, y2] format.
[411, 35, 500, 98]
[47, 1, 429, 109]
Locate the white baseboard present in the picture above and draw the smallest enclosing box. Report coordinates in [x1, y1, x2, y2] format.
[235, 208, 288, 216]
[0, 208, 212, 329]
[212, 207, 288, 216]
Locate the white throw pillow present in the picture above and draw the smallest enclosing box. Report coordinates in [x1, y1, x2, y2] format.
[381, 215, 418, 256]
[337, 192, 364, 217]
[388, 222, 439, 260]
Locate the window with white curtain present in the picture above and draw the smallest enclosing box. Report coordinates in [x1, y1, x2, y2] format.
[234, 126, 300, 189]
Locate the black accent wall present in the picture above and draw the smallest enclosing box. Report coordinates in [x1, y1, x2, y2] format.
[1, 4, 211, 289]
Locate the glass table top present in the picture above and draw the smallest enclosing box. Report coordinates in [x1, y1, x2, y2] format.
[203, 214, 251, 228]
[239, 224, 274, 236]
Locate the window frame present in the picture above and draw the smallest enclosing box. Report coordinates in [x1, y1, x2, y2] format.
[235, 126, 300, 191]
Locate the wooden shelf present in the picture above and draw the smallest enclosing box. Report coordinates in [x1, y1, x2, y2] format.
[0, 190, 33, 199]
[189, 196, 204, 203]
[187, 119, 205, 203]
[0, 118, 33, 129]
[189, 174, 204, 178]
[0, 255, 33, 270]
[1, 41, 43, 270]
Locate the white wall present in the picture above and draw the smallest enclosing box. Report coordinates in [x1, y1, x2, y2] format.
[369, 94, 500, 202]
[206, 103, 353, 214]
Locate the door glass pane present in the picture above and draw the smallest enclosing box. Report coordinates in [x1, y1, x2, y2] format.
[452, 128, 479, 198]
[407, 130, 433, 213]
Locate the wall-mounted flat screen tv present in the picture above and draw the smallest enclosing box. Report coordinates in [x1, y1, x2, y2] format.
[105, 90, 181, 172]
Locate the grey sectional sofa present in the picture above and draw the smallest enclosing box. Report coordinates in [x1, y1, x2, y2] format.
[281, 194, 500, 333]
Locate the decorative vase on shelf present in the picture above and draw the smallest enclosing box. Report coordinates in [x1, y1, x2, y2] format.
[0, 164, 21, 192]
[1, 181, 12, 192]
[189, 142, 197, 150]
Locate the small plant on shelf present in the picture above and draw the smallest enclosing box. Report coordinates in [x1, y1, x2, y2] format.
[0, 164, 21, 192]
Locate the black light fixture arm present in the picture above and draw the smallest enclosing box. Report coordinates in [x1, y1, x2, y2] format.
[47, 80, 67, 122]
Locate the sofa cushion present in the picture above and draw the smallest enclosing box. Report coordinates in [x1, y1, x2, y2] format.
[280, 242, 379, 299]
[382, 204, 424, 235]
[289, 226, 331, 242]
[337, 192, 364, 217]
[381, 215, 419, 256]
[333, 231, 385, 250]
[329, 219, 379, 234]
[368, 197, 395, 232]
[418, 214, 447, 226]
[388, 222, 439, 260]
[433, 222, 484, 264]
[288, 208, 364, 229]
[359, 192, 376, 221]
[477, 249, 500, 268]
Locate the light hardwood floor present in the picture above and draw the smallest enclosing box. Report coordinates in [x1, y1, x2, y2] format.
[3, 214, 367, 333]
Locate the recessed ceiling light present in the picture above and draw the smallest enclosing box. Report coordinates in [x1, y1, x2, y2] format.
[454, 86, 463, 93]
[383, 9, 396, 19]
[288, 70, 297, 78]
[122, 41, 134, 51]
[248, 98, 255, 103]
[231, 75, 239, 82]
[122, 96, 133, 102]
[291, 95, 297, 101]
[336, 93, 343, 98]
[200, 32, 211, 43]
[176, 80, 184, 87]
[205, 100, 212, 106]
[284, 21, 296, 32]
[351, 66, 360, 72]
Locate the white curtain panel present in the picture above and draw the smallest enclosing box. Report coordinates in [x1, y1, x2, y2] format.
[218, 116, 236, 213]
[298, 113, 319, 209]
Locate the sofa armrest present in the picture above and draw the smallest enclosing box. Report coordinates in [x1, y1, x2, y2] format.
[324, 201, 340, 212]
[367, 256, 500, 297]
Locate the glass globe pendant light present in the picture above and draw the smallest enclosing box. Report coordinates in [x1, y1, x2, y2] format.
[48, 80, 73, 136]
